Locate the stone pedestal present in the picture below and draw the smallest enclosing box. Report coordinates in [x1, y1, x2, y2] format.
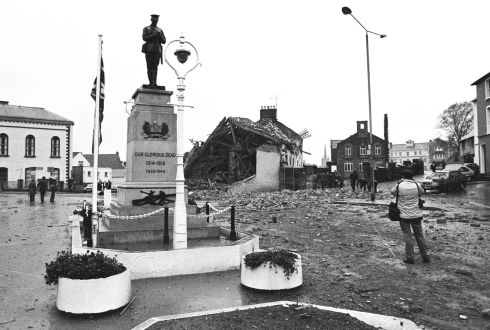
[116, 86, 180, 205]
[103, 86, 219, 249]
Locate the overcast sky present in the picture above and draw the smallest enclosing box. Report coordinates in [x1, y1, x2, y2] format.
[1, 0, 488, 165]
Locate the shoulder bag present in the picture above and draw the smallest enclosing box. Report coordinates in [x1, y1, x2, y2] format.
[416, 182, 425, 208]
[388, 183, 401, 221]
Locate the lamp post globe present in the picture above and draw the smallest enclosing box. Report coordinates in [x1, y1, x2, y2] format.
[342, 7, 352, 15]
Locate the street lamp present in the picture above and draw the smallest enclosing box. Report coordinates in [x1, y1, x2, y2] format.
[342, 6, 386, 201]
[164, 35, 200, 249]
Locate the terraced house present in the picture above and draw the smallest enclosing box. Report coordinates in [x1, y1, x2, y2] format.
[0, 101, 73, 188]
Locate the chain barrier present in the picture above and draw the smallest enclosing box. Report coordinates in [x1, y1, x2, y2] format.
[94, 204, 231, 220]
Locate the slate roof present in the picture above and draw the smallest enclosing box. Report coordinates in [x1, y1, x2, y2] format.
[83, 154, 125, 169]
[0, 103, 73, 125]
[228, 117, 301, 145]
[471, 72, 490, 86]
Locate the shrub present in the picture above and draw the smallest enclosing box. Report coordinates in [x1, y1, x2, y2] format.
[244, 249, 298, 278]
[45, 250, 126, 285]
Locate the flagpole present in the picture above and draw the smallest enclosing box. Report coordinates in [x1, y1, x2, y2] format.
[91, 34, 103, 233]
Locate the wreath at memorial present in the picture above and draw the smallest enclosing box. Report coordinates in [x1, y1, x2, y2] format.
[142, 121, 169, 139]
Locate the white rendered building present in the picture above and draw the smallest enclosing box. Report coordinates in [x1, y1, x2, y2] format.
[0, 101, 74, 188]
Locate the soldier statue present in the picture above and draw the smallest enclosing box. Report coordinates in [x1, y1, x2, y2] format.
[142, 14, 166, 86]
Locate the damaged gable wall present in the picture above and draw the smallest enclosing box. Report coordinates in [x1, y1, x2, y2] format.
[230, 143, 281, 192]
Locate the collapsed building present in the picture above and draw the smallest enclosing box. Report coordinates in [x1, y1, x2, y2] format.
[184, 106, 307, 191]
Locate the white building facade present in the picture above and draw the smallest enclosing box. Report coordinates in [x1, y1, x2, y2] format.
[389, 140, 430, 170]
[0, 101, 73, 188]
[71, 152, 125, 185]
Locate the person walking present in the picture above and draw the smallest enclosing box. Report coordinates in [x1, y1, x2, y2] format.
[28, 178, 36, 204]
[391, 170, 430, 264]
[37, 176, 48, 203]
[349, 170, 358, 192]
[49, 179, 56, 203]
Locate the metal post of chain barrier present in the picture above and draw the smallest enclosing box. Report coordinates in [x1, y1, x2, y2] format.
[205, 202, 210, 223]
[164, 207, 169, 244]
[230, 205, 237, 241]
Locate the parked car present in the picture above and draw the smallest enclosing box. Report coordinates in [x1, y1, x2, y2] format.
[444, 164, 475, 181]
[84, 183, 93, 193]
[464, 163, 480, 175]
[419, 170, 466, 193]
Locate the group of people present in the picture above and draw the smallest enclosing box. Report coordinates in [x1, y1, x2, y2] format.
[314, 171, 344, 189]
[97, 180, 112, 195]
[28, 176, 56, 204]
[348, 170, 377, 192]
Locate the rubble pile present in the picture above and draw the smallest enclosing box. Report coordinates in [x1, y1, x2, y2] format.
[191, 187, 393, 210]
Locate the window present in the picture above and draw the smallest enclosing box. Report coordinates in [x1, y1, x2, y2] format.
[360, 145, 367, 155]
[406, 152, 409, 156]
[78, 161, 83, 166]
[25, 167, 36, 184]
[25, 135, 35, 157]
[104, 172, 108, 178]
[51, 136, 60, 157]
[399, 152, 402, 156]
[344, 161, 353, 172]
[88, 171, 92, 177]
[436, 146, 443, 152]
[344, 145, 352, 156]
[374, 144, 381, 155]
[359, 162, 363, 171]
[0, 134, 8, 156]
[485, 78, 490, 99]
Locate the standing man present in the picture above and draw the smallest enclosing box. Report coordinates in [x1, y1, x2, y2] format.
[142, 14, 166, 86]
[28, 178, 36, 204]
[37, 176, 48, 203]
[49, 179, 56, 203]
[349, 170, 358, 192]
[391, 170, 429, 264]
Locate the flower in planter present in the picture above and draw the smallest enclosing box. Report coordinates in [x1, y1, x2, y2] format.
[244, 249, 298, 278]
[45, 250, 126, 285]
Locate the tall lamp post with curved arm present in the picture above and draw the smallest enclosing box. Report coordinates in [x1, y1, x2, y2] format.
[342, 6, 386, 202]
[164, 35, 200, 249]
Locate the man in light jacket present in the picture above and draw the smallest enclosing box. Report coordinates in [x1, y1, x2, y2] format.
[391, 170, 429, 264]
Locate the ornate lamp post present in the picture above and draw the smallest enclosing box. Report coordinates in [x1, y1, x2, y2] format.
[342, 7, 386, 201]
[164, 35, 200, 249]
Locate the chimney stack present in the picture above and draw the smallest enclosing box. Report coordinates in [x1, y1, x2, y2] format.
[260, 105, 277, 121]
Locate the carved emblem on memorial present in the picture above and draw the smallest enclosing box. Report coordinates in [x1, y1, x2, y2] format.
[132, 190, 176, 206]
[142, 121, 169, 139]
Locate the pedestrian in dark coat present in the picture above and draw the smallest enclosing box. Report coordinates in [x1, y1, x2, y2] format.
[349, 170, 358, 191]
[38, 176, 48, 203]
[28, 178, 36, 203]
[49, 179, 56, 203]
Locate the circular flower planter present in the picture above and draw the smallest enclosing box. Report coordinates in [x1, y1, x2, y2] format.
[56, 268, 131, 314]
[241, 251, 303, 290]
